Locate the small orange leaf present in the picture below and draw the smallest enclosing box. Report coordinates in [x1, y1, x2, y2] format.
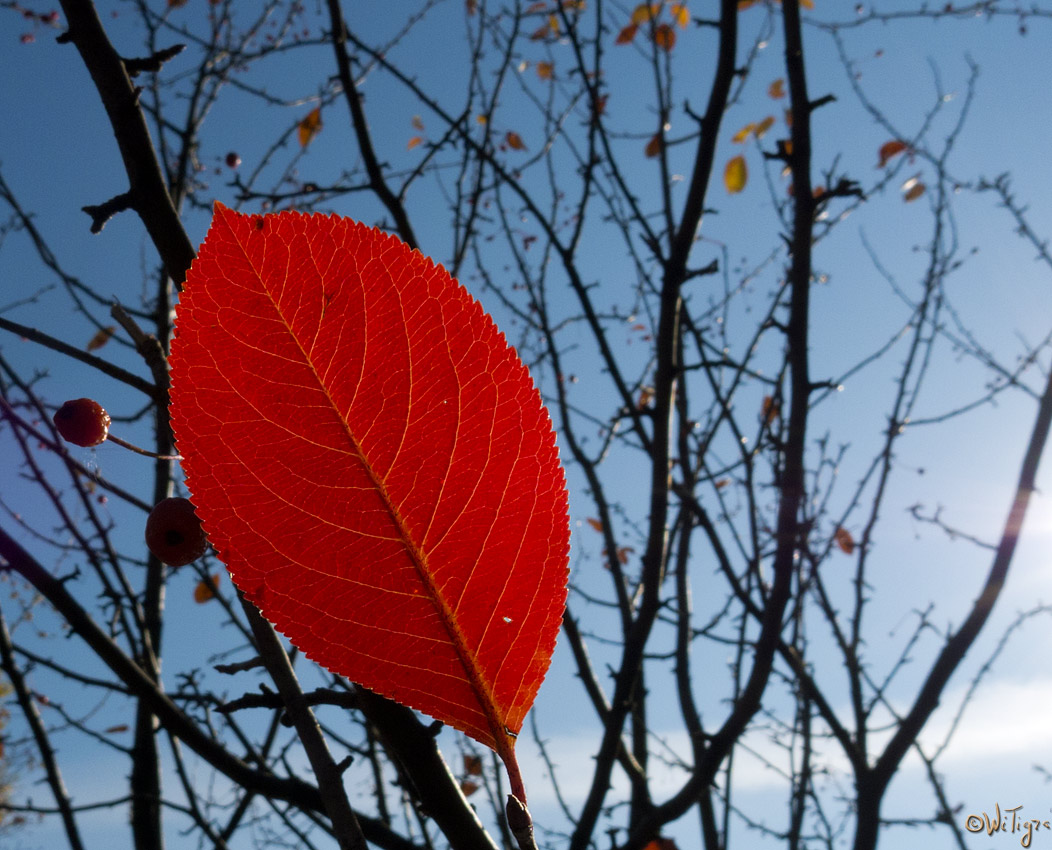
[644, 132, 663, 158]
[768, 78, 785, 99]
[616, 22, 639, 43]
[670, 3, 690, 28]
[654, 23, 676, 51]
[724, 155, 747, 193]
[466, 0, 478, 13]
[637, 386, 655, 409]
[801, 0, 814, 9]
[476, 114, 488, 125]
[715, 478, 730, 489]
[548, 13, 560, 34]
[104, 724, 129, 734]
[761, 394, 780, 425]
[586, 518, 604, 533]
[464, 754, 484, 775]
[754, 115, 775, 139]
[631, 2, 660, 23]
[407, 136, 424, 150]
[615, 546, 634, 564]
[903, 181, 926, 202]
[834, 526, 855, 555]
[877, 139, 908, 168]
[505, 131, 527, 151]
[525, 0, 548, 10]
[86, 326, 116, 352]
[530, 23, 550, 40]
[537, 61, 554, 80]
[460, 780, 480, 796]
[194, 575, 220, 603]
[298, 107, 322, 148]
[732, 123, 756, 144]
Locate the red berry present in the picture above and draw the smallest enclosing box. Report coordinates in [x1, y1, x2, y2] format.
[145, 497, 208, 567]
[225, 152, 241, 169]
[53, 398, 111, 447]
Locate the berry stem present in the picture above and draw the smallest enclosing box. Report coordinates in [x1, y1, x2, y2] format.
[107, 433, 182, 461]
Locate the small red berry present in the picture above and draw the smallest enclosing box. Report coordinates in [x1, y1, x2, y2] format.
[225, 152, 241, 169]
[145, 497, 208, 567]
[53, 398, 111, 447]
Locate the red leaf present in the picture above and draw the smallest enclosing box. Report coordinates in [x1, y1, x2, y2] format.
[877, 139, 908, 168]
[169, 204, 569, 784]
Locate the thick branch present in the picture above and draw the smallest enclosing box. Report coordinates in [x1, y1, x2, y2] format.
[56, 0, 195, 284]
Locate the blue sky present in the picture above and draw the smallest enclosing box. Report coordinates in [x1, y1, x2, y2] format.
[2, 2, 1052, 849]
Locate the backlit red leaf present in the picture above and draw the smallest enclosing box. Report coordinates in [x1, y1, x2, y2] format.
[169, 205, 570, 778]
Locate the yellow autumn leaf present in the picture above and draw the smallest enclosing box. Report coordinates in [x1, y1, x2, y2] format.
[724, 155, 747, 193]
[194, 575, 220, 603]
[754, 115, 775, 139]
[732, 123, 756, 144]
[297, 107, 322, 148]
[670, 3, 690, 28]
[631, 2, 660, 23]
